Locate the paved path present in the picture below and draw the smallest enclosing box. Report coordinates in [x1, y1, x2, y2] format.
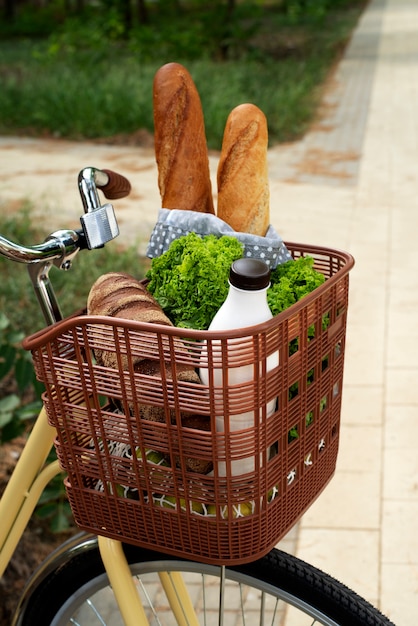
[272, 2, 418, 624]
[1, 0, 417, 623]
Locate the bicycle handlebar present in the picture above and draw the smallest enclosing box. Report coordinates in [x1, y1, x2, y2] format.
[0, 167, 131, 265]
[0, 229, 81, 265]
[0, 166, 131, 325]
[78, 167, 131, 211]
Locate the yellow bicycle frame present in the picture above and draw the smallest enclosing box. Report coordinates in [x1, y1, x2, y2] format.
[0, 407, 57, 576]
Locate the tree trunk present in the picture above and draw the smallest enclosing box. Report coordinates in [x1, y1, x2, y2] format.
[75, 0, 85, 13]
[219, 0, 237, 60]
[137, 0, 148, 24]
[120, 0, 133, 32]
[3, 0, 15, 20]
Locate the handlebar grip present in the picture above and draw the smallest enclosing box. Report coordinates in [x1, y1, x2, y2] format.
[99, 169, 132, 199]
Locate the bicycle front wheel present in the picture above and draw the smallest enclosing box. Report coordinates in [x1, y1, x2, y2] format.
[20, 543, 395, 626]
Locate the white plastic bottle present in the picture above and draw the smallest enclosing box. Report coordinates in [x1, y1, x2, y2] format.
[199, 258, 279, 476]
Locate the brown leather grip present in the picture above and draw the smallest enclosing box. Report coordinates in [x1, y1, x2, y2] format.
[99, 169, 131, 199]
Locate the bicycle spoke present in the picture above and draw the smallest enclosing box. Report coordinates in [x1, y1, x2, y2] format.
[218, 565, 226, 626]
[269, 594, 280, 625]
[87, 599, 107, 625]
[136, 577, 164, 626]
[239, 583, 246, 626]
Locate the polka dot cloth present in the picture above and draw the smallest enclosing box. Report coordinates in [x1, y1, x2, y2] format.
[146, 209, 292, 268]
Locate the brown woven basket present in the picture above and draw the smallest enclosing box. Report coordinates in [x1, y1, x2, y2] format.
[24, 242, 354, 565]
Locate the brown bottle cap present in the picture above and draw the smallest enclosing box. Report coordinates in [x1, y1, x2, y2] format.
[229, 258, 270, 290]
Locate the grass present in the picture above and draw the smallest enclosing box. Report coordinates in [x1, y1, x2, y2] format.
[0, 1, 367, 149]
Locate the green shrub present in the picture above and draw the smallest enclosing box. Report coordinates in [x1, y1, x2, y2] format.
[0, 311, 43, 443]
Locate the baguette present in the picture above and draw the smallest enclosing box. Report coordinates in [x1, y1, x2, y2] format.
[217, 103, 270, 236]
[153, 62, 214, 214]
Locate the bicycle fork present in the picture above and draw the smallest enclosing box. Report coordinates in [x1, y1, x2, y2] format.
[98, 536, 202, 626]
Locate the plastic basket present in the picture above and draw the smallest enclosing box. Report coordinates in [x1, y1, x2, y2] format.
[24, 242, 354, 565]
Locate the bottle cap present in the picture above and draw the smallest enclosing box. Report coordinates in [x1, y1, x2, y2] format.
[229, 258, 271, 290]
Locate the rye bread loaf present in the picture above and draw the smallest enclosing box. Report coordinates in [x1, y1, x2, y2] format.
[87, 272, 199, 380]
[87, 272, 173, 370]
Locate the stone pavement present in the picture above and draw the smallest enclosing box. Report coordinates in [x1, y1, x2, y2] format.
[1, 0, 417, 623]
[271, 1, 418, 624]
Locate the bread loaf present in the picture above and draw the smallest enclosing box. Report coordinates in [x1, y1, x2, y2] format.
[87, 272, 200, 377]
[153, 62, 214, 214]
[217, 103, 270, 236]
[87, 272, 169, 323]
[87, 272, 212, 474]
[87, 272, 173, 370]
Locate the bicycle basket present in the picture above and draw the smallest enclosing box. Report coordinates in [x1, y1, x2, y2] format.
[24, 242, 354, 565]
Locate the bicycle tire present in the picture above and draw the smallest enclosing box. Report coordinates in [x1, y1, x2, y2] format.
[19, 543, 395, 626]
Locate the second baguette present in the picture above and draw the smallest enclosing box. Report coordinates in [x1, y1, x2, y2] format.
[217, 103, 270, 236]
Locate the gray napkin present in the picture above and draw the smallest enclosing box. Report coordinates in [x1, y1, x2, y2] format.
[146, 209, 292, 268]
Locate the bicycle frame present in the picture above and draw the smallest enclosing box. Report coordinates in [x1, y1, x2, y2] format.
[0, 405, 202, 626]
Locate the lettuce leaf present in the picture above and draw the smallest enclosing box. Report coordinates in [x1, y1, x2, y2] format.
[267, 255, 325, 316]
[146, 233, 243, 330]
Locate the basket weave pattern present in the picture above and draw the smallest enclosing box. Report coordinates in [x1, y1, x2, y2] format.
[26, 242, 353, 565]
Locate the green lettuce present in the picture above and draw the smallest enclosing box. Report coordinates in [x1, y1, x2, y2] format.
[146, 234, 325, 330]
[267, 255, 325, 317]
[146, 233, 243, 330]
